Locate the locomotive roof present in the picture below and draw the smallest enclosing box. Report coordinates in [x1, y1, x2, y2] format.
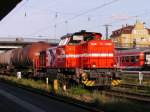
[73, 30, 101, 35]
[60, 30, 102, 39]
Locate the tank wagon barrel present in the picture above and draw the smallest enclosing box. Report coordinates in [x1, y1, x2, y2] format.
[0, 50, 13, 65]
[11, 42, 50, 67]
[0, 42, 51, 76]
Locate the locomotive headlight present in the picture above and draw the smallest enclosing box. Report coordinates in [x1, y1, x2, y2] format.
[35, 52, 40, 56]
[92, 64, 96, 68]
[113, 64, 117, 67]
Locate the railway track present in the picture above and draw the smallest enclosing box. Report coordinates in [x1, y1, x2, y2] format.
[0, 77, 101, 112]
[118, 83, 150, 90]
[103, 89, 150, 103]
[122, 71, 150, 77]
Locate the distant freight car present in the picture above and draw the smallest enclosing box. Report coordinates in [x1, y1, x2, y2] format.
[0, 50, 13, 65]
[0, 42, 51, 76]
[36, 30, 117, 87]
[11, 42, 50, 67]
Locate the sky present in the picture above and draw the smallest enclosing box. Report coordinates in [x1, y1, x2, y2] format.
[0, 0, 150, 39]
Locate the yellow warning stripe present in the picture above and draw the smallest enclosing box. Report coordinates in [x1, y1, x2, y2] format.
[86, 81, 92, 85]
[112, 80, 122, 86]
[83, 80, 88, 84]
[82, 80, 95, 86]
[89, 81, 95, 86]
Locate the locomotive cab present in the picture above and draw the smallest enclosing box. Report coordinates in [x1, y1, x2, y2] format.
[42, 30, 116, 88]
[59, 30, 102, 46]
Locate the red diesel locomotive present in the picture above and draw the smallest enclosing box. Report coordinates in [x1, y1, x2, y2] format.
[36, 30, 117, 87]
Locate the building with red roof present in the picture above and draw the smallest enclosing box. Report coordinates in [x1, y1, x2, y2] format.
[110, 21, 150, 48]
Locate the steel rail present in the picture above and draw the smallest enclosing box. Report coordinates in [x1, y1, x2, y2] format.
[104, 89, 150, 103]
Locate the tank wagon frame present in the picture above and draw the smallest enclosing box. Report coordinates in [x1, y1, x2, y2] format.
[0, 42, 51, 76]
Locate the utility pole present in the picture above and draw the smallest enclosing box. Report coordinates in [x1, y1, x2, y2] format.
[103, 24, 111, 40]
[65, 20, 68, 33]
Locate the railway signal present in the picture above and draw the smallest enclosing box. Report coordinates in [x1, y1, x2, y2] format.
[17, 71, 22, 79]
[139, 72, 143, 85]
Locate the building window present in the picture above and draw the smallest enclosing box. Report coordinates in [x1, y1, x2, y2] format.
[141, 37, 146, 41]
[124, 37, 129, 43]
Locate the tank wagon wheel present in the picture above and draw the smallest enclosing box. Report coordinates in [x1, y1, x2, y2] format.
[56, 72, 69, 90]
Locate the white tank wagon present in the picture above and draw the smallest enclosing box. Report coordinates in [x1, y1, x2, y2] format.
[0, 50, 13, 65]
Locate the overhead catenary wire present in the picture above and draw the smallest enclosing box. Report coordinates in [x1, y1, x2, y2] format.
[87, 9, 150, 32]
[23, 0, 150, 38]
[28, 0, 120, 37]
[63, 0, 120, 22]
[1, 0, 150, 39]
[12, 0, 29, 16]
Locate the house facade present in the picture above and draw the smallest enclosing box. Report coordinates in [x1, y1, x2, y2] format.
[110, 21, 150, 48]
